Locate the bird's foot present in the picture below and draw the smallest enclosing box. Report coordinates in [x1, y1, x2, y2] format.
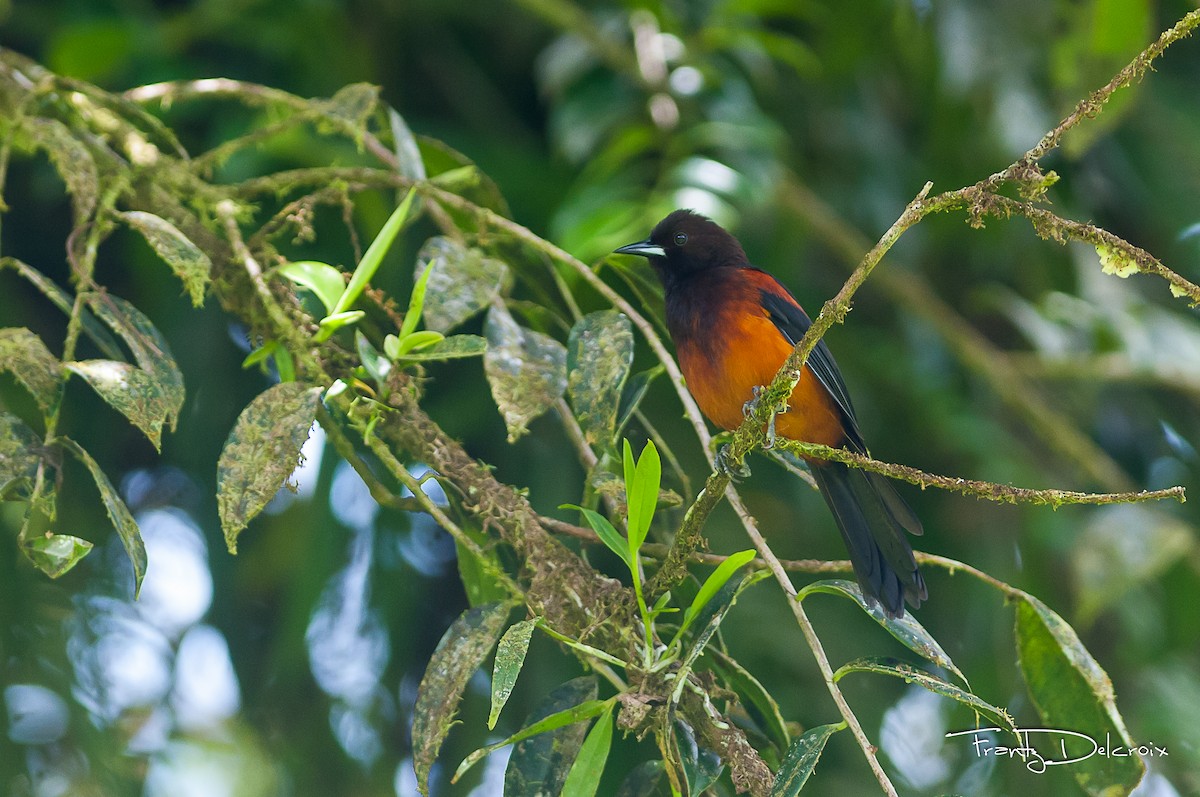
[743, 385, 788, 450]
[715, 444, 751, 481]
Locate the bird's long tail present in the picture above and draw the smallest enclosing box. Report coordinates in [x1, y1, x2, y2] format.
[809, 461, 926, 618]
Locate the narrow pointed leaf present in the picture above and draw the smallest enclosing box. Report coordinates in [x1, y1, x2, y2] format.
[833, 657, 1016, 735]
[394, 330, 445, 357]
[674, 718, 723, 797]
[561, 706, 614, 797]
[418, 237, 510, 333]
[120, 211, 211, 306]
[567, 310, 634, 446]
[797, 579, 966, 683]
[22, 533, 93, 579]
[331, 188, 417, 316]
[414, 601, 511, 795]
[279, 260, 345, 315]
[0, 328, 63, 413]
[216, 382, 321, 553]
[625, 440, 661, 553]
[503, 676, 599, 796]
[388, 107, 427, 181]
[564, 504, 630, 567]
[483, 305, 567, 442]
[395, 334, 487, 362]
[1015, 592, 1145, 795]
[60, 438, 145, 597]
[85, 293, 185, 439]
[681, 549, 757, 636]
[0, 412, 42, 500]
[770, 723, 845, 796]
[400, 262, 436, 339]
[489, 618, 538, 730]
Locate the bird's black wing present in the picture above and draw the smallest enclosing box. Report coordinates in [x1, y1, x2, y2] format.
[756, 278, 866, 451]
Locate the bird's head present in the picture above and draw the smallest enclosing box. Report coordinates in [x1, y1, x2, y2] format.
[614, 210, 748, 287]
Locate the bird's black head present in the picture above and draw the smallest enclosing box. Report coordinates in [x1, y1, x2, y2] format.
[614, 210, 749, 289]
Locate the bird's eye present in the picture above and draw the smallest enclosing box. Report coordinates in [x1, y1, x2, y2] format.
[673, 232, 688, 246]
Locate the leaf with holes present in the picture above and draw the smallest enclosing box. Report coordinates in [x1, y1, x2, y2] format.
[0, 328, 63, 413]
[567, 310, 634, 447]
[60, 438, 145, 597]
[121, 211, 211, 306]
[1015, 592, 1145, 795]
[216, 382, 321, 553]
[484, 305, 567, 442]
[413, 602, 512, 795]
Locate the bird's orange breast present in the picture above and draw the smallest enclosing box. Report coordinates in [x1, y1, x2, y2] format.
[675, 293, 846, 448]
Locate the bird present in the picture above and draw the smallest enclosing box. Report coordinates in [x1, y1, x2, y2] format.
[615, 209, 926, 618]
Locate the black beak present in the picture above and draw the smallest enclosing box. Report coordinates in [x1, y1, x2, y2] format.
[613, 239, 666, 258]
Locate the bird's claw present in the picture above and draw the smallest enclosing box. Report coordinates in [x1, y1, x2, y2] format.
[715, 444, 751, 481]
[743, 385, 788, 450]
[742, 385, 764, 419]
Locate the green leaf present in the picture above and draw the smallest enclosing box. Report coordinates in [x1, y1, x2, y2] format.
[413, 601, 512, 795]
[0, 328, 63, 413]
[796, 579, 966, 683]
[417, 236, 511, 333]
[59, 438, 146, 598]
[563, 504, 631, 568]
[615, 365, 664, 438]
[120, 211, 211, 307]
[561, 706, 614, 797]
[315, 310, 367, 340]
[22, 532, 94, 579]
[503, 677, 600, 796]
[85, 293, 185, 446]
[4, 260, 122, 359]
[483, 305, 567, 442]
[216, 382, 321, 554]
[331, 189, 417, 316]
[455, 524, 509, 607]
[400, 262, 436, 339]
[623, 439, 661, 555]
[392, 330, 445, 358]
[278, 260, 345, 315]
[674, 718, 723, 797]
[319, 82, 380, 146]
[356, 332, 391, 383]
[680, 549, 757, 638]
[0, 412, 42, 500]
[770, 723, 845, 796]
[833, 657, 1016, 736]
[567, 310, 634, 447]
[26, 117, 98, 225]
[387, 107, 427, 182]
[615, 760, 664, 797]
[705, 649, 790, 753]
[489, 618, 538, 730]
[1015, 592, 1145, 795]
[394, 334, 488, 362]
[66, 360, 176, 451]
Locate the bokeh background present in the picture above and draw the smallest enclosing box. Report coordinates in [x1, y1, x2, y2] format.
[2, 0, 1199, 795]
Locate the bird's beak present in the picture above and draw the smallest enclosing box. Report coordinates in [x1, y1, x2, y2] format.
[613, 239, 666, 258]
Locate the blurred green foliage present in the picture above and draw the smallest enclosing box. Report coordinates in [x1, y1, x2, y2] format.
[2, 1, 1200, 796]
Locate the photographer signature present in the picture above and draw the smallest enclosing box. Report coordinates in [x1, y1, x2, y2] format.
[945, 728, 1168, 774]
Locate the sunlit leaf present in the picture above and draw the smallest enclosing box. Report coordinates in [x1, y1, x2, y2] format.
[561, 706, 613, 797]
[0, 412, 41, 500]
[1015, 592, 1145, 795]
[414, 601, 512, 795]
[316, 309, 366, 339]
[503, 676, 599, 796]
[770, 723, 845, 796]
[279, 260, 345, 315]
[85, 293, 185, 442]
[0, 327, 63, 413]
[22, 532, 93, 579]
[392, 330, 445, 358]
[66, 360, 175, 451]
[490, 618, 538, 730]
[59, 438, 145, 597]
[796, 579, 966, 683]
[216, 382, 321, 553]
[833, 657, 1016, 736]
[395, 334, 487, 362]
[329, 189, 417, 318]
[356, 332, 391, 383]
[680, 549, 757, 638]
[1071, 505, 1194, 624]
[483, 305, 567, 442]
[563, 504, 630, 568]
[401, 262, 436, 339]
[418, 236, 510, 333]
[623, 439, 660, 555]
[567, 310, 634, 447]
[120, 211, 211, 306]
